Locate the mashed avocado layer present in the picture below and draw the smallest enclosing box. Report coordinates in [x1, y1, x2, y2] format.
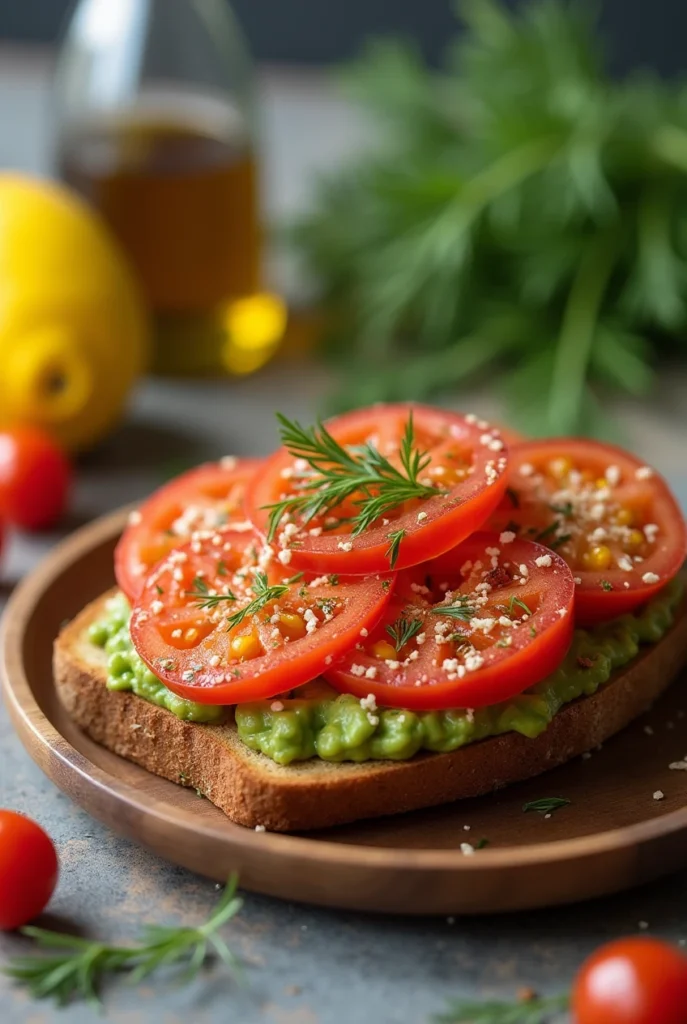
[90, 582, 682, 764]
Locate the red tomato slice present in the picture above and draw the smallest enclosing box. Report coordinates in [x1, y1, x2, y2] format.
[115, 458, 262, 601]
[324, 532, 575, 709]
[130, 523, 394, 704]
[246, 404, 509, 574]
[489, 439, 687, 625]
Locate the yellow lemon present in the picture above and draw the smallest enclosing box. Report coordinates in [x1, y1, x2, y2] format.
[0, 174, 149, 451]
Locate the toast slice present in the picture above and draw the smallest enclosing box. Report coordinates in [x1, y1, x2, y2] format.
[54, 589, 687, 832]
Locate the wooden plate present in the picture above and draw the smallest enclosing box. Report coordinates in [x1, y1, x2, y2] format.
[3, 509, 687, 915]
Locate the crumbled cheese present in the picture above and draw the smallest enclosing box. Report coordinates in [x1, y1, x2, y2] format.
[172, 568, 184, 582]
[669, 760, 687, 771]
[254, 824, 266, 833]
[644, 523, 659, 543]
[304, 608, 319, 635]
[519, 463, 535, 477]
[499, 531, 516, 544]
[605, 465, 621, 486]
[574, 577, 582, 584]
[417, 510, 428, 522]
[150, 600, 164, 615]
[642, 572, 660, 584]
[460, 843, 475, 856]
[519, 564, 529, 577]
[534, 554, 552, 568]
[415, 632, 426, 645]
[617, 556, 633, 572]
[350, 664, 366, 677]
[128, 509, 142, 526]
[365, 666, 378, 680]
[209, 655, 221, 668]
[635, 466, 654, 480]
[638, 921, 649, 930]
[653, 790, 665, 801]
[485, 546, 500, 557]
[465, 708, 475, 723]
[309, 527, 322, 537]
[270, 701, 285, 712]
[359, 627, 369, 637]
[463, 825, 471, 832]
[277, 549, 293, 565]
[171, 628, 182, 639]
[337, 540, 353, 552]
[360, 693, 378, 713]
[366, 713, 380, 727]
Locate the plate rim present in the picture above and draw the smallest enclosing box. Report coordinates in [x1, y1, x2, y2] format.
[3, 506, 687, 875]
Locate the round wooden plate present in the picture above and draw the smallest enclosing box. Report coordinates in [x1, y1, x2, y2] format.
[3, 509, 687, 915]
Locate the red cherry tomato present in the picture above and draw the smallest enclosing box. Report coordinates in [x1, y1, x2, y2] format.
[572, 937, 687, 1024]
[130, 523, 394, 704]
[246, 404, 509, 575]
[490, 439, 686, 625]
[325, 532, 575, 709]
[115, 457, 263, 601]
[0, 810, 59, 930]
[0, 428, 72, 531]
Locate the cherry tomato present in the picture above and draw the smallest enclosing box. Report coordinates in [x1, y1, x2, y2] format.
[572, 937, 687, 1024]
[0, 810, 58, 930]
[115, 457, 263, 601]
[489, 439, 686, 625]
[0, 427, 71, 531]
[246, 404, 509, 574]
[130, 523, 394, 704]
[325, 532, 575, 709]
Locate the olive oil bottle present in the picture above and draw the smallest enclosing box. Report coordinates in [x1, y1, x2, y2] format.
[54, 0, 279, 375]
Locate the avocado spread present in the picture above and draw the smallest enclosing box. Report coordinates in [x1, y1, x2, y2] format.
[90, 581, 682, 764]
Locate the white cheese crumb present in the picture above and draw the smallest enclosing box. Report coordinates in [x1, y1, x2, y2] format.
[635, 466, 654, 480]
[519, 564, 529, 577]
[605, 465, 621, 486]
[171, 628, 182, 639]
[653, 790, 665, 801]
[277, 549, 293, 565]
[360, 693, 378, 713]
[544, 813, 552, 820]
[460, 843, 475, 856]
[557, 607, 568, 618]
[209, 655, 221, 668]
[642, 572, 660, 584]
[360, 627, 369, 637]
[574, 577, 582, 585]
[644, 523, 659, 543]
[463, 825, 471, 831]
[128, 509, 142, 526]
[485, 546, 500, 557]
[499, 531, 516, 544]
[519, 463, 535, 477]
[417, 511, 428, 522]
[219, 455, 237, 470]
[638, 921, 649, 930]
[669, 760, 687, 771]
[254, 825, 266, 833]
[150, 600, 164, 615]
[617, 556, 633, 572]
[337, 540, 353, 552]
[535, 554, 552, 568]
[365, 666, 378, 680]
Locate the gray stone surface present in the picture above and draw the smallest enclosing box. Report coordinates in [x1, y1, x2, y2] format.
[0, 367, 686, 1024]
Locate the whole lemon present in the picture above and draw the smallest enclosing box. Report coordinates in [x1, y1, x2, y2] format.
[0, 175, 149, 452]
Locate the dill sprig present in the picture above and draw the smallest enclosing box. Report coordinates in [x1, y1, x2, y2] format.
[431, 597, 476, 622]
[522, 797, 571, 816]
[385, 528, 406, 569]
[226, 572, 291, 630]
[386, 613, 424, 652]
[264, 412, 438, 553]
[4, 876, 243, 1008]
[435, 993, 569, 1023]
[187, 577, 237, 610]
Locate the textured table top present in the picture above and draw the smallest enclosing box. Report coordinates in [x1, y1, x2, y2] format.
[1, 367, 687, 1024]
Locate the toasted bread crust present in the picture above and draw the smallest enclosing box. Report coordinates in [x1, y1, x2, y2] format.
[53, 590, 687, 831]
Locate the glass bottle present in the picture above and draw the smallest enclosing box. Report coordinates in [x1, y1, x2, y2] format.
[53, 0, 285, 375]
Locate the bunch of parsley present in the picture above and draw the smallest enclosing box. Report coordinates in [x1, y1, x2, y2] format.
[292, 0, 687, 435]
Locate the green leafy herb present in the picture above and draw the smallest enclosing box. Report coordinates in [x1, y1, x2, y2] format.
[507, 596, 532, 617]
[217, 560, 228, 576]
[329, 574, 340, 586]
[187, 577, 237, 611]
[226, 572, 292, 630]
[435, 993, 569, 1023]
[263, 413, 439, 561]
[548, 533, 572, 549]
[155, 584, 164, 595]
[549, 502, 573, 517]
[529, 625, 537, 638]
[601, 579, 614, 591]
[386, 528, 406, 569]
[432, 600, 476, 622]
[475, 838, 490, 850]
[534, 522, 559, 543]
[291, 0, 687, 435]
[386, 614, 424, 652]
[4, 876, 243, 1008]
[523, 797, 571, 815]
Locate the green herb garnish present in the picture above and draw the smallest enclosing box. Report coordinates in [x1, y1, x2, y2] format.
[507, 596, 532, 617]
[187, 577, 237, 611]
[431, 600, 476, 623]
[226, 572, 292, 630]
[386, 614, 423, 652]
[435, 993, 569, 1023]
[385, 529, 406, 569]
[4, 877, 243, 1008]
[601, 579, 613, 591]
[522, 797, 571, 816]
[263, 413, 438, 564]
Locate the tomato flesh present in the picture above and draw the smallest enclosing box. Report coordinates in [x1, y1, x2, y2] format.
[115, 458, 262, 601]
[130, 523, 394, 704]
[572, 937, 687, 1024]
[0, 810, 59, 930]
[246, 404, 509, 574]
[490, 439, 687, 624]
[324, 532, 575, 709]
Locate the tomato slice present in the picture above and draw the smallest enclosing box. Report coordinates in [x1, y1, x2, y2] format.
[324, 532, 575, 709]
[489, 439, 687, 624]
[130, 523, 394, 704]
[115, 458, 262, 601]
[246, 404, 509, 574]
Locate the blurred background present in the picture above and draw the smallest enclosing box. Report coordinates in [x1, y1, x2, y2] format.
[1, 0, 687, 569]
